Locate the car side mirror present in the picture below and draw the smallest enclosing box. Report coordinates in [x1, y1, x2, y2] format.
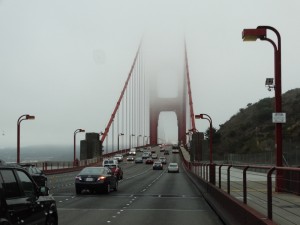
[39, 186, 50, 196]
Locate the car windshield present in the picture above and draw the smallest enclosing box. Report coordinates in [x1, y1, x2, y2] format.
[169, 164, 178, 167]
[104, 160, 115, 164]
[80, 167, 105, 175]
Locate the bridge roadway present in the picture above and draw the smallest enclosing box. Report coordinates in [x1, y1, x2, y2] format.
[47, 146, 224, 225]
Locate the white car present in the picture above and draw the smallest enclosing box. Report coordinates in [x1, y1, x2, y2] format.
[126, 156, 135, 161]
[128, 148, 136, 155]
[103, 158, 118, 166]
[168, 163, 179, 173]
[113, 154, 123, 162]
[151, 153, 158, 159]
[142, 152, 151, 159]
[172, 149, 179, 154]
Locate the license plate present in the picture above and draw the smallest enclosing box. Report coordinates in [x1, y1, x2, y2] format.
[86, 178, 93, 182]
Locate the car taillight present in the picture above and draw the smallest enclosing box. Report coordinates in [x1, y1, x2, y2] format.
[97, 176, 106, 181]
[75, 176, 82, 181]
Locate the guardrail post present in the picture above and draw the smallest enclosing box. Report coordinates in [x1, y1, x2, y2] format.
[219, 164, 223, 188]
[243, 166, 249, 204]
[227, 165, 232, 194]
[200, 163, 203, 178]
[267, 167, 276, 220]
[209, 163, 216, 185]
[204, 163, 207, 180]
[206, 163, 209, 181]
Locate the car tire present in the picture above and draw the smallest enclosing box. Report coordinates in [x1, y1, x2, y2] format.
[75, 187, 81, 195]
[105, 184, 111, 194]
[0, 220, 11, 225]
[46, 215, 57, 225]
[114, 181, 118, 191]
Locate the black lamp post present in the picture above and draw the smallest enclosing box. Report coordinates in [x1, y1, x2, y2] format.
[17, 114, 35, 164]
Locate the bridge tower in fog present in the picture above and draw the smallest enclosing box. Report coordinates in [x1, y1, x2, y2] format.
[149, 75, 187, 145]
[99, 40, 196, 152]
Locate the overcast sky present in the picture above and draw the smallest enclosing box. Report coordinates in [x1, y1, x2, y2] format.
[1, 0, 300, 149]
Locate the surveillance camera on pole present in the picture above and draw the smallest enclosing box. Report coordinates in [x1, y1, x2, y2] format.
[265, 78, 274, 91]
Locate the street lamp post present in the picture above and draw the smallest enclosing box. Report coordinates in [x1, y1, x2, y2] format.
[129, 134, 135, 149]
[242, 26, 283, 190]
[195, 113, 215, 185]
[118, 133, 124, 152]
[137, 134, 142, 147]
[17, 114, 35, 164]
[74, 129, 85, 165]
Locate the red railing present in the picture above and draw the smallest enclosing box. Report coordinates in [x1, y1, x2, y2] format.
[180, 148, 300, 225]
[29, 149, 131, 175]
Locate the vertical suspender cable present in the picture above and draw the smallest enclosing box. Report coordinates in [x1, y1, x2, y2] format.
[110, 121, 115, 152]
[125, 88, 128, 149]
[129, 76, 132, 147]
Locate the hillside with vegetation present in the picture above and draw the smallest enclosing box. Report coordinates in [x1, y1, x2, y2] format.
[211, 88, 300, 156]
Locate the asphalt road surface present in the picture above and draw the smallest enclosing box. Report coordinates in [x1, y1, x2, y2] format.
[48, 147, 224, 225]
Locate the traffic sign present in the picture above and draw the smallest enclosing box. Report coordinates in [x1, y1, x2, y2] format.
[272, 113, 286, 123]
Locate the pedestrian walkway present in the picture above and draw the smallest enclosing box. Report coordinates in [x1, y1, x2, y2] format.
[180, 147, 300, 225]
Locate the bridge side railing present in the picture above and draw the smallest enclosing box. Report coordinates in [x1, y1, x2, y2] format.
[180, 147, 300, 225]
[31, 149, 130, 175]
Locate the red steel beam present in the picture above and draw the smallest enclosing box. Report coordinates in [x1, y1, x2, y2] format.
[101, 41, 142, 143]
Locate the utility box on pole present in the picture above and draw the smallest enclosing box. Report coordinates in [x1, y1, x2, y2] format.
[190, 132, 204, 162]
[80, 133, 102, 160]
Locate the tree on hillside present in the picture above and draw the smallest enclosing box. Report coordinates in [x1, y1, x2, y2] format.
[204, 126, 221, 143]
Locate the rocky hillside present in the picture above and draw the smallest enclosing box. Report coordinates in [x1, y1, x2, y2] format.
[214, 88, 300, 155]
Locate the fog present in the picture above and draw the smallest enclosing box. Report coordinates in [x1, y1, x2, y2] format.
[1, 0, 300, 152]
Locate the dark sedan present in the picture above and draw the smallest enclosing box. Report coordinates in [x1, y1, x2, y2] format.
[164, 150, 170, 155]
[75, 167, 118, 194]
[145, 158, 154, 164]
[135, 157, 143, 163]
[19, 163, 47, 187]
[153, 161, 163, 170]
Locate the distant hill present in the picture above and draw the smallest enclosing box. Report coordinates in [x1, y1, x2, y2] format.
[213, 88, 300, 155]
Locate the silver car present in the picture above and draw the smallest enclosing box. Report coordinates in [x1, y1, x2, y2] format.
[167, 163, 179, 173]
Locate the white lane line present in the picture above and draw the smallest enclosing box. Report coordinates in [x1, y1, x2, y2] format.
[58, 208, 208, 212]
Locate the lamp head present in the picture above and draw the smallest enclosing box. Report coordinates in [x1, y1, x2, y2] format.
[195, 114, 204, 119]
[242, 28, 266, 41]
[26, 115, 35, 120]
